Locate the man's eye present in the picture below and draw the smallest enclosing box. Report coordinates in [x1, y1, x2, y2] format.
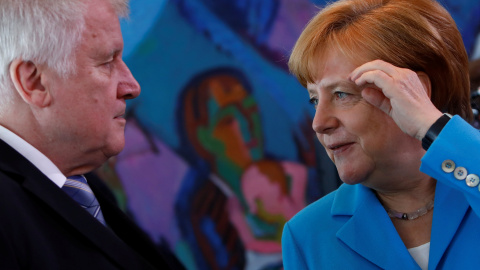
[309, 97, 318, 107]
[103, 60, 114, 66]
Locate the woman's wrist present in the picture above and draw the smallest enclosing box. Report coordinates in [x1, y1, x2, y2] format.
[421, 113, 452, 150]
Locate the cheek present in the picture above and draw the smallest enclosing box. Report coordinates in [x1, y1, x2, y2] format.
[358, 119, 402, 164]
[316, 135, 336, 164]
[348, 108, 387, 144]
[316, 133, 326, 148]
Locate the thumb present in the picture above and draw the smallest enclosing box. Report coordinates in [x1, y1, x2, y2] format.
[361, 87, 392, 115]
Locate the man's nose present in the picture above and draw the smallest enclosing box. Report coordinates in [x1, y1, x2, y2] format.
[117, 60, 141, 100]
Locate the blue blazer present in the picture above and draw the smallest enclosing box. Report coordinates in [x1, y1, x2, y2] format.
[282, 116, 480, 269]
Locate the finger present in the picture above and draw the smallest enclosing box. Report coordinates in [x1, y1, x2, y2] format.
[361, 87, 392, 115]
[352, 70, 395, 98]
[349, 59, 398, 81]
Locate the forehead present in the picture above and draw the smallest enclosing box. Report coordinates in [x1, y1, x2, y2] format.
[306, 48, 359, 90]
[80, 0, 123, 53]
[308, 40, 378, 84]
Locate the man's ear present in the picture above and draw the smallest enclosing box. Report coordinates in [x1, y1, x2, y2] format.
[9, 59, 51, 107]
[417, 71, 432, 98]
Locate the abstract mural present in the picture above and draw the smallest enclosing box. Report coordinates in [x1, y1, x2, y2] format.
[94, 0, 480, 269]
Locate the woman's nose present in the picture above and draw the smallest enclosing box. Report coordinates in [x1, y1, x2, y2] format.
[312, 101, 338, 134]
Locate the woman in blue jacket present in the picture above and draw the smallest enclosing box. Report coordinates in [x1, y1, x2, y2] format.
[282, 0, 480, 269]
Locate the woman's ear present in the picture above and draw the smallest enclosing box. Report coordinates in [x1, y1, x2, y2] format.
[9, 59, 51, 107]
[417, 71, 432, 98]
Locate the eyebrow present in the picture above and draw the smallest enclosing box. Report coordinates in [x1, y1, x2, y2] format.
[308, 80, 360, 94]
[94, 47, 122, 62]
[307, 80, 352, 92]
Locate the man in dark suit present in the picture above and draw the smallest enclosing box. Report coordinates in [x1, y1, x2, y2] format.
[0, 0, 183, 269]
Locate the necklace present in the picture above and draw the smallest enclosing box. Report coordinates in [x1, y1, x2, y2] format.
[385, 199, 434, 220]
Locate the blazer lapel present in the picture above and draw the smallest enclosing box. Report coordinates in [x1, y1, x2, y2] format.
[0, 140, 155, 269]
[334, 185, 420, 269]
[428, 182, 469, 269]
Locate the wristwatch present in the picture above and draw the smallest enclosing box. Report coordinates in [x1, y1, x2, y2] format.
[421, 113, 452, 151]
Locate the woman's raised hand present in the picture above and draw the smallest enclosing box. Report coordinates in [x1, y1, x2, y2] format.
[349, 60, 443, 140]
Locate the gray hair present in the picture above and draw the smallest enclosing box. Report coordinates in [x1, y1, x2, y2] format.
[0, 0, 129, 113]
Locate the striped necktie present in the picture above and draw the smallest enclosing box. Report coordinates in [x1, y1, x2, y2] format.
[62, 175, 106, 226]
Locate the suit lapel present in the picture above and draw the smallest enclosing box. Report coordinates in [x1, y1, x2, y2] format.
[0, 140, 154, 270]
[333, 184, 420, 269]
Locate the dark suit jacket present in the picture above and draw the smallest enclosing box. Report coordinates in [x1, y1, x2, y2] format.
[0, 139, 184, 269]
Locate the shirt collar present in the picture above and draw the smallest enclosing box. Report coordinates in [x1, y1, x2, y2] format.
[0, 125, 66, 187]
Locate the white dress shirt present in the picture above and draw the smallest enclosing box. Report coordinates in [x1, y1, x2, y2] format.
[408, 242, 430, 270]
[0, 125, 66, 187]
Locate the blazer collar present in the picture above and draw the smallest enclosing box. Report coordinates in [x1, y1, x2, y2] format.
[332, 184, 420, 269]
[332, 182, 470, 270]
[0, 139, 154, 269]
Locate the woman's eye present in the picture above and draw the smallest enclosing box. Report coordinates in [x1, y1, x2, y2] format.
[334, 91, 349, 99]
[309, 97, 318, 107]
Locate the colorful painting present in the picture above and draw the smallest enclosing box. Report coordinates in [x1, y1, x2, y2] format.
[95, 0, 480, 269]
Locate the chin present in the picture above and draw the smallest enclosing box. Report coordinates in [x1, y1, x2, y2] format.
[337, 169, 368, 186]
[104, 139, 125, 158]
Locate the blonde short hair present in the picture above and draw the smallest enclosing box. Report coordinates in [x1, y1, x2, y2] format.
[289, 0, 472, 121]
